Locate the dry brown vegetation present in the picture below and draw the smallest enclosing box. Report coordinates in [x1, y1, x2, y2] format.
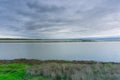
[26, 62, 120, 80]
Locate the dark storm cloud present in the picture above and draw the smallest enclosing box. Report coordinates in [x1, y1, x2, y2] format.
[0, 0, 120, 38]
[15, 0, 69, 32]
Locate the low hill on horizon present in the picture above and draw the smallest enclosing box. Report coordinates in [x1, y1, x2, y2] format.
[0, 36, 120, 41]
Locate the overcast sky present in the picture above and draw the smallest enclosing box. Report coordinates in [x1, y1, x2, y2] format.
[0, 0, 120, 39]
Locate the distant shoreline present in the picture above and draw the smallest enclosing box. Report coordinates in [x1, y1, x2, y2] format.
[0, 39, 120, 43]
[0, 38, 95, 43]
[0, 58, 119, 64]
[0, 40, 96, 43]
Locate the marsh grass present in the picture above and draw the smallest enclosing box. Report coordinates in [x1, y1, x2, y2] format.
[0, 59, 120, 80]
[26, 62, 120, 80]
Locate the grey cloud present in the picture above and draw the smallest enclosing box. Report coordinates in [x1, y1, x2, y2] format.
[15, 0, 69, 32]
[26, 0, 65, 13]
[0, 0, 120, 38]
[75, 0, 120, 32]
[15, 0, 120, 33]
[24, 20, 68, 31]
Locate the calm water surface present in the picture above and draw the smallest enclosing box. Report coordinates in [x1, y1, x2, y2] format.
[0, 42, 120, 62]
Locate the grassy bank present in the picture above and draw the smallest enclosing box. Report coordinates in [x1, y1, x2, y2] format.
[0, 59, 120, 80]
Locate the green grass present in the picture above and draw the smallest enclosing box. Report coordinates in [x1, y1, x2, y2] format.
[0, 63, 48, 80]
[0, 63, 60, 80]
[0, 63, 26, 80]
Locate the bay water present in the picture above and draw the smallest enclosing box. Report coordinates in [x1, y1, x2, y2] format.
[0, 42, 120, 62]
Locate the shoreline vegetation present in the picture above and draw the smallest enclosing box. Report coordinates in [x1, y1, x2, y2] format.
[0, 59, 120, 80]
[0, 38, 120, 43]
[0, 59, 119, 64]
[0, 38, 96, 43]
